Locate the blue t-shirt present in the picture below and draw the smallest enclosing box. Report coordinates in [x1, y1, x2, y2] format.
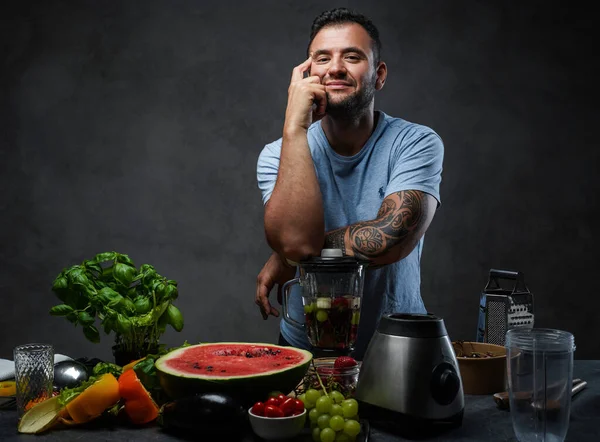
[256, 111, 444, 359]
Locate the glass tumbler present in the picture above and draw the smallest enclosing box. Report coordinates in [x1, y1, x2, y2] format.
[13, 343, 54, 418]
[505, 329, 575, 442]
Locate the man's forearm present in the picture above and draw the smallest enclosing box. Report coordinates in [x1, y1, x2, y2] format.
[264, 128, 325, 261]
[324, 190, 435, 266]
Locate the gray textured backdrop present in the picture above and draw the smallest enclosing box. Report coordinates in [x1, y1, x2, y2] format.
[1, 0, 597, 361]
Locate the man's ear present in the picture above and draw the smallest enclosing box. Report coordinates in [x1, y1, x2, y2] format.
[375, 62, 387, 90]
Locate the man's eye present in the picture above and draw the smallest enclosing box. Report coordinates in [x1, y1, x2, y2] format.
[345, 55, 360, 61]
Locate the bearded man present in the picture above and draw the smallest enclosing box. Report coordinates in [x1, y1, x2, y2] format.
[255, 7, 444, 360]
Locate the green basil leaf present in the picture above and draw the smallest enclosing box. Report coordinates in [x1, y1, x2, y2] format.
[157, 311, 168, 334]
[166, 304, 184, 332]
[134, 297, 152, 314]
[139, 264, 154, 273]
[97, 287, 123, 307]
[93, 252, 117, 263]
[154, 282, 166, 298]
[78, 311, 95, 326]
[66, 312, 79, 324]
[83, 325, 100, 343]
[113, 263, 135, 287]
[126, 287, 138, 298]
[115, 253, 134, 265]
[117, 297, 136, 315]
[165, 284, 178, 300]
[103, 318, 114, 335]
[52, 276, 68, 291]
[92, 362, 123, 377]
[50, 304, 74, 316]
[101, 265, 114, 279]
[133, 356, 159, 391]
[83, 261, 102, 276]
[141, 268, 157, 284]
[67, 267, 90, 288]
[116, 314, 132, 335]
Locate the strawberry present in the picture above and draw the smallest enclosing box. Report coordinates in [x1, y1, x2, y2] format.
[334, 356, 358, 370]
[317, 366, 336, 376]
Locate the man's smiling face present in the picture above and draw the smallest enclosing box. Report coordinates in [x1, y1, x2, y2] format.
[308, 23, 381, 117]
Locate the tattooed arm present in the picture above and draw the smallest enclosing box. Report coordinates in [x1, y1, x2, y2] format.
[324, 190, 437, 267]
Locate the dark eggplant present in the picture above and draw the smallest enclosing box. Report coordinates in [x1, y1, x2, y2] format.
[158, 392, 249, 437]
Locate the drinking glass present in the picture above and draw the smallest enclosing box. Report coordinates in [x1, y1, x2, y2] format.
[13, 343, 54, 418]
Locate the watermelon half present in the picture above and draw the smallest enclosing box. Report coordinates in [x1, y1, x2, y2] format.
[155, 342, 312, 404]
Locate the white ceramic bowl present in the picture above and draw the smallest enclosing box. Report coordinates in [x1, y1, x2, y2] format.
[248, 407, 306, 440]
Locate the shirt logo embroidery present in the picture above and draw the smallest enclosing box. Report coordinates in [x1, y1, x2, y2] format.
[379, 187, 385, 199]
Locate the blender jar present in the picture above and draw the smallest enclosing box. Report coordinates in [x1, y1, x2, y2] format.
[282, 249, 367, 352]
[505, 328, 576, 442]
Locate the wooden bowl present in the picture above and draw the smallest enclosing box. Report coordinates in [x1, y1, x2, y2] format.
[452, 341, 507, 395]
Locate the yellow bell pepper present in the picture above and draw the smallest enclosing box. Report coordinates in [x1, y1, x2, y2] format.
[0, 380, 16, 397]
[64, 373, 120, 424]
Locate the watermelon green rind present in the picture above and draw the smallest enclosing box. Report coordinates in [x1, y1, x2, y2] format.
[155, 342, 312, 404]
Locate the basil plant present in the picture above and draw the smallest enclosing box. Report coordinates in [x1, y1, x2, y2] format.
[50, 252, 184, 361]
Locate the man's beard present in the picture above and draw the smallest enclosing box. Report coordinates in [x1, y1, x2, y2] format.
[325, 74, 377, 120]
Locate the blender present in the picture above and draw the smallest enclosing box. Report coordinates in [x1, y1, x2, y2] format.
[281, 249, 368, 357]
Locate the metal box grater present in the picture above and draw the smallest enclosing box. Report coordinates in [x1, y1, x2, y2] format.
[476, 269, 534, 346]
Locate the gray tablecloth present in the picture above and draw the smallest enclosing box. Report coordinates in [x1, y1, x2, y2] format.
[1, 360, 598, 441]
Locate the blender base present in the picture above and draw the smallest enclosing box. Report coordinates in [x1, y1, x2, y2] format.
[358, 401, 463, 440]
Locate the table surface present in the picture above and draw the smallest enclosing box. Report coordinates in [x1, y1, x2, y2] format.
[1, 360, 599, 441]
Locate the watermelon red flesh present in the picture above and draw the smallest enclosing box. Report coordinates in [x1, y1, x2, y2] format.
[163, 344, 307, 378]
[155, 343, 312, 405]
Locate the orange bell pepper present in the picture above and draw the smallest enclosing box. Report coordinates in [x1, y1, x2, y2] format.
[118, 369, 159, 425]
[64, 373, 120, 424]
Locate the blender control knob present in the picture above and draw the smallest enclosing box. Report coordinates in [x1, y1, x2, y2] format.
[430, 362, 461, 406]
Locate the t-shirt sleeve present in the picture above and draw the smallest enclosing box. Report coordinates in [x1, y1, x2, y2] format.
[386, 128, 444, 206]
[256, 139, 282, 205]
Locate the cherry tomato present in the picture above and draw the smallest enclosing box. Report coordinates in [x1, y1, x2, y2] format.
[294, 399, 305, 413]
[276, 393, 288, 403]
[264, 404, 284, 418]
[266, 397, 280, 407]
[251, 401, 265, 416]
[280, 397, 296, 416]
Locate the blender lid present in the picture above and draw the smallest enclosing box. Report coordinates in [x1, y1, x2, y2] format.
[377, 313, 448, 338]
[299, 249, 369, 270]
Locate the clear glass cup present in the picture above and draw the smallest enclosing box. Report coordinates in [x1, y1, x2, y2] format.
[13, 343, 54, 417]
[505, 329, 575, 442]
[304, 357, 361, 398]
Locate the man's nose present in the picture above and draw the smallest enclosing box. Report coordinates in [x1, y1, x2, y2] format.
[327, 57, 347, 77]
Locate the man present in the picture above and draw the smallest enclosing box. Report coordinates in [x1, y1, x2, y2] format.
[255, 8, 443, 360]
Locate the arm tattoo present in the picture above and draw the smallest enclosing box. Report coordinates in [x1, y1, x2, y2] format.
[324, 227, 347, 254]
[325, 190, 428, 261]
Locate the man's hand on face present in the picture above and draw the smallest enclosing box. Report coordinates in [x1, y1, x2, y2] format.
[255, 252, 297, 320]
[284, 57, 327, 133]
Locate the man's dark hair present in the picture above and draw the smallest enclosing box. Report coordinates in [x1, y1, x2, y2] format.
[307, 8, 382, 65]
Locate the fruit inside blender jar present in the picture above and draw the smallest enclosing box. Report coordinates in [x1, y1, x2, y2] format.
[303, 295, 360, 349]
